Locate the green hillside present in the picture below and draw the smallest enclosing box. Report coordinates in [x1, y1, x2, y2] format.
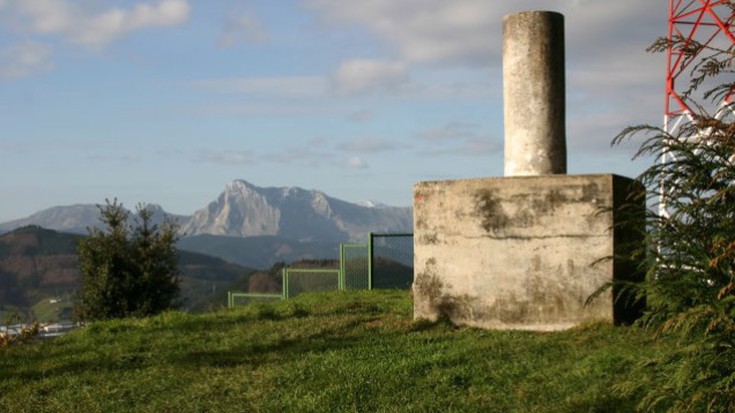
[0, 290, 674, 412]
[178, 234, 339, 269]
[0, 226, 256, 322]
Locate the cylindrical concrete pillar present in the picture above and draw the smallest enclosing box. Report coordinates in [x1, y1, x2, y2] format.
[503, 11, 566, 176]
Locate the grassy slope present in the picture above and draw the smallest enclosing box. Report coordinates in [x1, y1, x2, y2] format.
[0, 291, 670, 413]
[31, 299, 73, 323]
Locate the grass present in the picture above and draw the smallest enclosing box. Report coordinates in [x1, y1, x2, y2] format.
[31, 299, 73, 323]
[0, 290, 671, 412]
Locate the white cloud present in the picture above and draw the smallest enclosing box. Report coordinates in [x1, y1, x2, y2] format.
[1, 39, 53, 79]
[7, 0, 190, 49]
[346, 109, 374, 122]
[306, 0, 498, 65]
[197, 150, 255, 166]
[306, 0, 661, 67]
[418, 122, 478, 142]
[264, 141, 334, 167]
[177, 103, 332, 118]
[416, 122, 501, 157]
[192, 70, 490, 103]
[459, 137, 502, 157]
[86, 154, 142, 163]
[346, 156, 368, 169]
[307, 0, 665, 161]
[218, 10, 269, 47]
[333, 59, 408, 95]
[336, 137, 396, 153]
[411, 79, 499, 100]
[191, 76, 326, 98]
[13, 0, 72, 34]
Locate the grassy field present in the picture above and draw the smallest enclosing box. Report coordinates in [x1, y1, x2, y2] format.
[0, 290, 671, 412]
[31, 299, 74, 323]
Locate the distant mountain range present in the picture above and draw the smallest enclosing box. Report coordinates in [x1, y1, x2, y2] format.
[0, 204, 185, 236]
[180, 180, 412, 242]
[177, 235, 339, 269]
[0, 180, 413, 269]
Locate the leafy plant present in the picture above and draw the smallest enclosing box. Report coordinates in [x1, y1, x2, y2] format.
[0, 312, 39, 348]
[75, 200, 181, 321]
[613, 34, 735, 412]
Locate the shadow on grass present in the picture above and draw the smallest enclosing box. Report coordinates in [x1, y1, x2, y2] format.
[0, 314, 392, 381]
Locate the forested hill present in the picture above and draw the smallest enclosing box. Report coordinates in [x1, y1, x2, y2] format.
[0, 226, 255, 322]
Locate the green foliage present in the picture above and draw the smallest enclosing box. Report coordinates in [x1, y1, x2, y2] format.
[0, 291, 672, 412]
[613, 35, 735, 412]
[0, 312, 39, 348]
[75, 200, 180, 321]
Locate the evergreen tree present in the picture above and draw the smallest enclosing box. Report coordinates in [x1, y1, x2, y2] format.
[75, 200, 180, 321]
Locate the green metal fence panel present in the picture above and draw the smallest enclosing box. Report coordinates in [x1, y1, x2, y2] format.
[369, 233, 414, 290]
[340, 243, 369, 290]
[227, 292, 283, 308]
[264, 233, 413, 302]
[283, 268, 342, 299]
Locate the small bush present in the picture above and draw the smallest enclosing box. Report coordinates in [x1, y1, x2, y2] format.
[614, 34, 735, 412]
[0, 313, 39, 348]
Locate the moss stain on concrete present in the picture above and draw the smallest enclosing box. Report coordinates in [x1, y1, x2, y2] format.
[474, 189, 509, 233]
[414, 258, 474, 323]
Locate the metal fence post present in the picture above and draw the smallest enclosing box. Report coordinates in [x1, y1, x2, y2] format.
[368, 232, 374, 290]
[339, 243, 345, 291]
[282, 268, 288, 300]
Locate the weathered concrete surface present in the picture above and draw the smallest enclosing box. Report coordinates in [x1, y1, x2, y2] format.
[413, 174, 643, 331]
[503, 11, 566, 176]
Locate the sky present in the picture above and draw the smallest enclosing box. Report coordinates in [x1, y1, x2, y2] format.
[0, 0, 667, 222]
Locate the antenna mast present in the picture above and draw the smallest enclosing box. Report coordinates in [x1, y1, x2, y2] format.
[662, 0, 735, 215]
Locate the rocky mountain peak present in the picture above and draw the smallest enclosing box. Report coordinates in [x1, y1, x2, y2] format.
[224, 179, 256, 195]
[1, 180, 413, 243]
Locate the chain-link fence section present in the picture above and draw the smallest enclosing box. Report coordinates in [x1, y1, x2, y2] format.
[282, 268, 341, 299]
[341, 243, 369, 290]
[370, 233, 414, 290]
[228, 233, 414, 305]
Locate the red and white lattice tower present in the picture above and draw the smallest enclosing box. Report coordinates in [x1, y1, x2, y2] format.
[662, 0, 735, 216]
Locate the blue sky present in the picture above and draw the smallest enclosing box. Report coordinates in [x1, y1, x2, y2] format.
[0, 0, 665, 222]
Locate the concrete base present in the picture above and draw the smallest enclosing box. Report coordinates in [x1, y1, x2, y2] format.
[413, 174, 643, 331]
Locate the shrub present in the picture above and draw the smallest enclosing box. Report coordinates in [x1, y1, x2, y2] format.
[614, 34, 735, 412]
[75, 200, 180, 321]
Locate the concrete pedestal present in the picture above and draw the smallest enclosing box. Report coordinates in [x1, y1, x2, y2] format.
[413, 174, 644, 331]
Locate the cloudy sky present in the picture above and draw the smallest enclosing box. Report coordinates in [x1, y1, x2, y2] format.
[0, 0, 667, 222]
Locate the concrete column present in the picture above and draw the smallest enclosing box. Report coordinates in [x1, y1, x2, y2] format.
[503, 11, 566, 176]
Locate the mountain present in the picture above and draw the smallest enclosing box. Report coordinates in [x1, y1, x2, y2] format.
[0, 226, 255, 322]
[177, 234, 339, 269]
[0, 180, 412, 243]
[0, 180, 413, 269]
[0, 203, 187, 235]
[355, 200, 392, 209]
[181, 180, 412, 242]
[0, 205, 101, 235]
